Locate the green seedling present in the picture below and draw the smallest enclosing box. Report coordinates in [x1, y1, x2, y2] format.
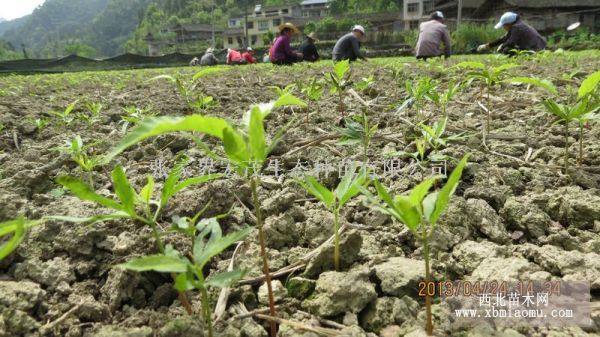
[425, 81, 462, 117]
[270, 84, 307, 118]
[355, 75, 375, 92]
[418, 117, 468, 153]
[300, 78, 325, 124]
[526, 70, 598, 169]
[400, 76, 436, 121]
[542, 98, 596, 171]
[57, 158, 220, 315]
[152, 74, 193, 103]
[336, 113, 378, 170]
[298, 165, 368, 271]
[32, 118, 50, 131]
[190, 95, 217, 112]
[0, 122, 5, 133]
[120, 217, 249, 337]
[57, 135, 100, 186]
[80, 102, 103, 125]
[456, 62, 519, 134]
[0, 217, 43, 261]
[364, 154, 469, 336]
[49, 100, 79, 125]
[101, 94, 306, 337]
[120, 106, 156, 133]
[271, 83, 296, 97]
[325, 60, 351, 118]
[388, 138, 428, 163]
[151, 68, 225, 112]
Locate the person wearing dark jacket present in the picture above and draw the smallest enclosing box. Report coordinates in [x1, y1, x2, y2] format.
[332, 25, 367, 62]
[477, 12, 546, 55]
[299, 33, 319, 62]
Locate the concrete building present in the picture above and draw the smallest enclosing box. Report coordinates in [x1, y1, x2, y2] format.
[223, 1, 329, 49]
[403, 0, 436, 30]
[301, 0, 330, 18]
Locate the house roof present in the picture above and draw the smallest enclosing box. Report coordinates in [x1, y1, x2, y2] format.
[434, 0, 486, 9]
[504, 0, 600, 7]
[301, 0, 329, 5]
[170, 24, 223, 33]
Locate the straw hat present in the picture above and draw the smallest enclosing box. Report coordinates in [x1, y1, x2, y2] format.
[307, 32, 319, 41]
[278, 22, 300, 34]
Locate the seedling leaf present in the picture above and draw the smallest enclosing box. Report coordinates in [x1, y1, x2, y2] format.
[118, 255, 189, 273]
[111, 166, 137, 217]
[508, 77, 558, 95]
[104, 115, 232, 164]
[578, 70, 600, 99]
[57, 176, 123, 211]
[428, 154, 470, 225]
[205, 269, 247, 288]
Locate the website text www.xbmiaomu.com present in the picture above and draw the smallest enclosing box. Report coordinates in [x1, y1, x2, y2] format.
[440, 281, 592, 328]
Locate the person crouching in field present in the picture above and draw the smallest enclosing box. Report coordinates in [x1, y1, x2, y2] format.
[300, 33, 320, 62]
[477, 12, 547, 55]
[332, 25, 367, 62]
[189, 57, 200, 66]
[226, 48, 247, 65]
[241, 47, 257, 64]
[415, 11, 451, 60]
[200, 48, 218, 66]
[271, 23, 303, 65]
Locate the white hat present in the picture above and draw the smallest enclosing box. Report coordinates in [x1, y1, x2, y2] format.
[495, 12, 518, 29]
[246, 46, 253, 51]
[352, 25, 365, 35]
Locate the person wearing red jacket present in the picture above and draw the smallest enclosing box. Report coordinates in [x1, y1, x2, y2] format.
[241, 47, 257, 64]
[226, 48, 245, 65]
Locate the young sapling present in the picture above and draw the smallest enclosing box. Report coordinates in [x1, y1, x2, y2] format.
[363, 154, 469, 336]
[58, 158, 220, 314]
[298, 165, 368, 270]
[325, 60, 351, 120]
[120, 217, 250, 337]
[101, 94, 306, 337]
[456, 62, 519, 134]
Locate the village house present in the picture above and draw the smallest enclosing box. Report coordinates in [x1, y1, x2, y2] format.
[169, 23, 223, 44]
[434, 0, 600, 32]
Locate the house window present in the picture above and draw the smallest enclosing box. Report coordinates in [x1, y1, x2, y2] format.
[409, 20, 420, 30]
[247, 21, 254, 29]
[281, 8, 289, 14]
[228, 37, 233, 44]
[251, 35, 258, 44]
[229, 19, 237, 27]
[423, 0, 434, 13]
[259, 20, 269, 31]
[407, 3, 419, 13]
[273, 18, 281, 26]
